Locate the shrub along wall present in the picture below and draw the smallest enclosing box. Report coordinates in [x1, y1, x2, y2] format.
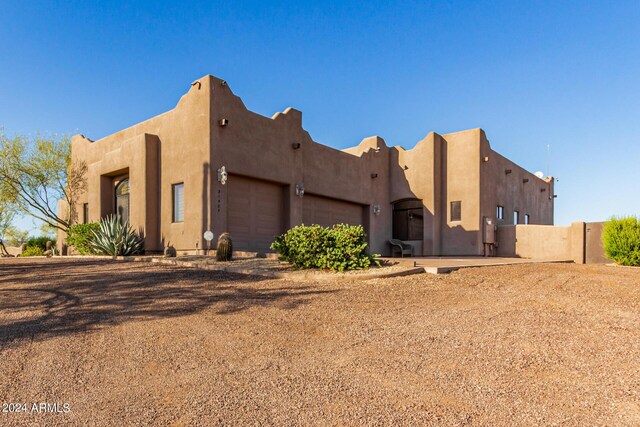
[602, 216, 640, 266]
[66, 223, 100, 255]
[271, 224, 379, 272]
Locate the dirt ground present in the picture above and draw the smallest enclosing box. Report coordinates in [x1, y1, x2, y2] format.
[0, 259, 639, 426]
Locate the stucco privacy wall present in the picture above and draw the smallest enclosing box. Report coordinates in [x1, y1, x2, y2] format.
[496, 222, 606, 264]
[58, 74, 554, 256]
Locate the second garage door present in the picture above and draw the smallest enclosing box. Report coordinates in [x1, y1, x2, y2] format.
[303, 194, 364, 228]
[227, 175, 285, 252]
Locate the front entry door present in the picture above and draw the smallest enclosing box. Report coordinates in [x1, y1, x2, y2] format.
[115, 178, 130, 225]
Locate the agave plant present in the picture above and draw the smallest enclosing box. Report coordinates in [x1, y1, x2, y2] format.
[91, 215, 144, 256]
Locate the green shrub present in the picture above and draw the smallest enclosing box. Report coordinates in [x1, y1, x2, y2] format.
[271, 224, 379, 272]
[26, 236, 55, 251]
[20, 246, 44, 257]
[66, 223, 100, 255]
[602, 216, 640, 266]
[91, 215, 144, 257]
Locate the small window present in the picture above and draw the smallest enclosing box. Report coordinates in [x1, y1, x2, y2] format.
[497, 205, 504, 220]
[514, 210, 519, 224]
[172, 183, 184, 223]
[450, 201, 461, 222]
[83, 203, 89, 224]
[524, 214, 530, 225]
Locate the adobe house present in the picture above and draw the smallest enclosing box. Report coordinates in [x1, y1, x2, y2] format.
[58, 75, 554, 256]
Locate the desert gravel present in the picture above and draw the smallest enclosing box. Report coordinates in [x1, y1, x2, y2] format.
[1, 258, 639, 426]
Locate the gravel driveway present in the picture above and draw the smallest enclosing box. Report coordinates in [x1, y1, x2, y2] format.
[1, 258, 639, 426]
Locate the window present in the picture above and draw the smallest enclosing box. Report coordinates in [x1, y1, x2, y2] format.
[497, 205, 504, 220]
[524, 214, 530, 225]
[514, 210, 519, 224]
[172, 183, 184, 223]
[450, 201, 461, 222]
[83, 203, 89, 224]
[392, 199, 423, 240]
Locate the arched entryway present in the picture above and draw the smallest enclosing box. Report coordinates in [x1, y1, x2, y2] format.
[115, 178, 130, 224]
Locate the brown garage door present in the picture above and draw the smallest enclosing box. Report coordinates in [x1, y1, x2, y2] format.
[227, 175, 285, 252]
[303, 194, 364, 228]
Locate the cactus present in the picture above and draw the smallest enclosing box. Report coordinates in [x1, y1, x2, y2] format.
[164, 246, 176, 257]
[90, 214, 143, 256]
[216, 232, 233, 261]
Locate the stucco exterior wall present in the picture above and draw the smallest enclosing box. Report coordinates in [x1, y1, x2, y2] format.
[480, 134, 554, 230]
[63, 78, 212, 252]
[59, 74, 554, 257]
[497, 224, 572, 260]
[496, 222, 604, 263]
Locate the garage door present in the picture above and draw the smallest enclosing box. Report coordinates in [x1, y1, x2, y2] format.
[303, 194, 364, 228]
[227, 175, 285, 252]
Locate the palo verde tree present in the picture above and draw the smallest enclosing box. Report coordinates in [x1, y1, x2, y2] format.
[0, 195, 17, 255]
[0, 197, 16, 239]
[0, 131, 87, 233]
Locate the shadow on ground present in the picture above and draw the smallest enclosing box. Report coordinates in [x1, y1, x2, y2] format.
[0, 259, 337, 350]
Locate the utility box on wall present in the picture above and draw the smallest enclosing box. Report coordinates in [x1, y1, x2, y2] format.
[483, 217, 497, 257]
[483, 217, 496, 244]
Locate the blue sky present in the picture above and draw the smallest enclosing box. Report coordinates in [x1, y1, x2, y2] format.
[1, 0, 639, 232]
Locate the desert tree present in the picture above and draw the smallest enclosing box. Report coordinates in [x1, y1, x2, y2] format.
[0, 131, 87, 233]
[0, 196, 16, 238]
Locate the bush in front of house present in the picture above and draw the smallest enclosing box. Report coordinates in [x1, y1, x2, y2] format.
[602, 216, 640, 266]
[271, 224, 379, 272]
[20, 246, 44, 257]
[91, 215, 144, 257]
[66, 223, 100, 255]
[26, 236, 56, 251]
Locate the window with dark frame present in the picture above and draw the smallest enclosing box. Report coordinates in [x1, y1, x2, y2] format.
[514, 210, 519, 224]
[83, 203, 89, 224]
[172, 183, 184, 223]
[450, 201, 461, 222]
[525, 214, 530, 224]
[497, 205, 504, 220]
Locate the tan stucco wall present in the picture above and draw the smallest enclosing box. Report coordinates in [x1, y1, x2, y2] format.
[5, 246, 22, 256]
[60, 74, 554, 257]
[480, 134, 554, 230]
[497, 224, 571, 260]
[497, 222, 589, 263]
[64, 78, 212, 252]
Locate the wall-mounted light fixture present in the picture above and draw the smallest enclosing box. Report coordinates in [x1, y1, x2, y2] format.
[523, 178, 529, 183]
[217, 166, 228, 185]
[371, 173, 378, 179]
[483, 156, 489, 162]
[374, 147, 381, 153]
[505, 169, 512, 174]
[219, 118, 229, 127]
[373, 205, 381, 216]
[291, 142, 301, 149]
[191, 80, 201, 89]
[295, 183, 305, 197]
[220, 80, 227, 86]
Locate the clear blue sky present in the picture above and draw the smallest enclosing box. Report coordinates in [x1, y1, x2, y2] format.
[1, 0, 639, 232]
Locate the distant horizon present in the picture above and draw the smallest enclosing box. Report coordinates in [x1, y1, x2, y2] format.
[2, 1, 639, 234]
